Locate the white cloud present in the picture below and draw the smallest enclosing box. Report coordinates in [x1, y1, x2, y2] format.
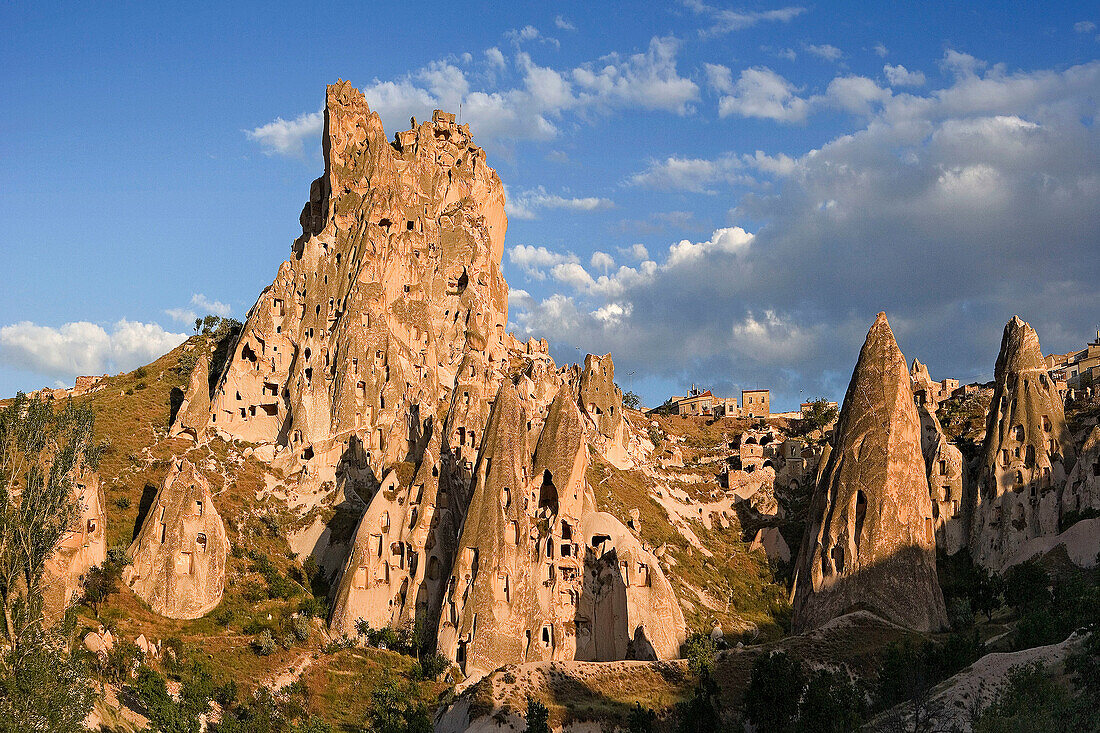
[554, 15, 576, 31]
[507, 244, 578, 279]
[940, 49, 987, 77]
[590, 251, 615, 272]
[825, 75, 891, 114]
[508, 57, 1100, 410]
[190, 293, 232, 317]
[1074, 20, 1096, 33]
[717, 67, 810, 122]
[684, 0, 807, 35]
[249, 36, 697, 156]
[804, 43, 843, 62]
[484, 47, 505, 69]
[704, 63, 734, 93]
[626, 153, 746, 192]
[0, 320, 187, 381]
[245, 110, 323, 158]
[618, 243, 650, 261]
[874, 43, 889, 57]
[884, 64, 926, 87]
[506, 185, 613, 220]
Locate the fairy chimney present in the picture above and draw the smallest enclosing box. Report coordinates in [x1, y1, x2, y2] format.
[970, 317, 1075, 570]
[791, 313, 947, 633]
[124, 460, 228, 619]
[42, 464, 107, 621]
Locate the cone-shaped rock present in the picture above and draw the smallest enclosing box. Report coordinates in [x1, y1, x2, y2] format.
[914, 394, 967, 555]
[792, 313, 947, 633]
[437, 381, 537, 680]
[124, 460, 228, 619]
[970, 316, 1075, 570]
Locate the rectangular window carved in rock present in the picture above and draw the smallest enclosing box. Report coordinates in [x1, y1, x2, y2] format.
[196, 533, 207, 553]
[176, 551, 193, 575]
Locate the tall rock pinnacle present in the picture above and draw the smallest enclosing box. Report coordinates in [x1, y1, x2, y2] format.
[970, 316, 1075, 570]
[791, 313, 947, 633]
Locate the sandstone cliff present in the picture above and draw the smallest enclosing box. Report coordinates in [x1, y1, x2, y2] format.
[970, 317, 1076, 571]
[124, 459, 228, 619]
[791, 313, 947, 633]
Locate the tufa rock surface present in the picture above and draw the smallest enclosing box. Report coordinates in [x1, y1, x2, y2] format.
[970, 316, 1076, 570]
[437, 381, 684, 681]
[124, 459, 228, 619]
[791, 313, 947, 633]
[42, 464, 106, 622]
[1063, 426, 1100, 520]
[913, 387, 967, 555]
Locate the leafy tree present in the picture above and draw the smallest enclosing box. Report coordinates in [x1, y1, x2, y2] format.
[524, 696, 550, 733]
[683, 631, 718, 676]
[0, 627, 96, 733]
[0, 393, 101, 645]
[743, 651, 805, 732]
[676, 669, 722, 733]
[363, 676, 432, 733]
[972, 662, 1090, 732]
[623, 391, 641, 410]
[790, 398, 839, 441]
[82, 555, 124, 617]
[796, 669, 863, 733]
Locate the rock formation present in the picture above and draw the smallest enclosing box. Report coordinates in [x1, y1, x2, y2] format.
[124, 459, 228, 619]
[42, 464, 106, 621]
[791, 313, 947, 633]
[970, 317, 1076, 570]
[436, 381, 684, 680]
[170, 346, 212, 440]
[910, 359, 939, 405]
[913, 391, 967, 555]
[169, 80, 682, 676]
[1063, 426, 1100, 520]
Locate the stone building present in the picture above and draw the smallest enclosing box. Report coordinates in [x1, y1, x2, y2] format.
[791, 313, 947, 633]
[125, 460, 228, 619]
[742, 389, 770, 418]
[1046, 330, 1100, 389]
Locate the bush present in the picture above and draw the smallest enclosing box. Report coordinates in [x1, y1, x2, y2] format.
[524, 696, 550, 733]
[134, 366, 148, 379]
[291, 615, 310, 642]
[683, 632, 718, 677]
[113, 496, 131, 510]
[363, 677, 433, 733]
[795, 669, 863, 733]
[411, 653, 449, 681]
[252, 630, 277, 656]
[627, 702, 657, 733]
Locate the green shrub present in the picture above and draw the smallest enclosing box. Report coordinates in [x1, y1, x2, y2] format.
[252, 630, 277, 656]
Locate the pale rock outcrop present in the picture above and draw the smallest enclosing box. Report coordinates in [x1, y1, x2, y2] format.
[124, 459, 228, 619]
[914, 397, 967, 555]
[83, 628, 114, 660]
[791, 313, 947, 633]
[910, 359, 938, 405]
[1062, 426, 1100, 519]
[43, 464, 106, 621]
[437, 382, 684, 681]
[750, 527, 791, 564]
[970, 317, 1076, 571]
[170, 347, 212, 439]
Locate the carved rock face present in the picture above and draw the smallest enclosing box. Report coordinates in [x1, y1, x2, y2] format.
[792, 313, 947, 633]
[42, 465, 106, 622]
[970, 316, 1076, 571]
[1063, 426, 1100, 520]
[437, 382, 684, 681]
[914, 399, 967, 556]
[124, 460, 228, 619]
[579, 353, 624, 443]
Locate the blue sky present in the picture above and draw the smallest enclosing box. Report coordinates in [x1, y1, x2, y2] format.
[2, 1, 1098, 410]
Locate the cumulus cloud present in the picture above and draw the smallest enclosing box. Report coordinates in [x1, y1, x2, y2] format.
[0, 320, 187, 382]
[509, 55, 1100, 408]
[618, 243, 650, 261]
[507, 244, 579, 279]
[804, 43, 843, 62]
[717, 67, 810, 122]
[883, 64, 926, 87]
[627, 153, 748, 192]
[165, 293, 233, 324]
[250, 36, 697, 155]
[506, 186, 614, 220]
[1074, 20, 1096, 33]
[245, 110, 323, 157]
[874, 43, 889, 57]
[684, 0, 807, 36]
[554, 15, 576, 31]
